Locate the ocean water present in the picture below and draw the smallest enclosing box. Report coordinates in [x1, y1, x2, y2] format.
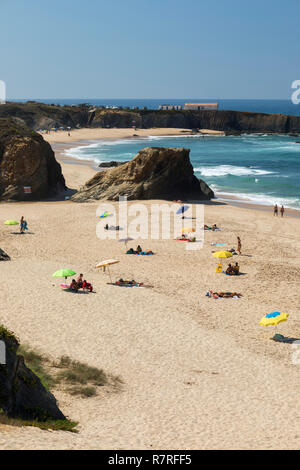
[65, 133, 300, 210]
[11, 98, 300, 116]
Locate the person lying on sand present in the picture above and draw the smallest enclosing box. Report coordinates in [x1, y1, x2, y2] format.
[116, 279, 142, 287]
[206, 290, 242, 298]
[204, 224, 220, 231]
[104, 225, 121, 231]
[136, 245, 142, 253]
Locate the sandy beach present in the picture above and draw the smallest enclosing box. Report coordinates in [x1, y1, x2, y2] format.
[0, 132, 299, 450]
[41, 127, 224, 145]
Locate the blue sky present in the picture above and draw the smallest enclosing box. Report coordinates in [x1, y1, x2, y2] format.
[0, 0, 299, 99]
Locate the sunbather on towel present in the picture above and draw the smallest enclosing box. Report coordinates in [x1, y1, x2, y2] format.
[218, 292, 242, 298]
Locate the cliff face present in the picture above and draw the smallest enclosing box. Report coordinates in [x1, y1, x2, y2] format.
[0, 102, 299, 134]
[0, 119, 66, 201]
[92, 109, 300, 134]
[0, 102, 90, 131]
[72, 147, 214, 202]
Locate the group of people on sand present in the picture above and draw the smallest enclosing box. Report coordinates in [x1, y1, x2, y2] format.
[226, 263, 240, 275]
[70, 274, 93, 293]
[274, 204, 285, 217]
[127, 245, 154, 255]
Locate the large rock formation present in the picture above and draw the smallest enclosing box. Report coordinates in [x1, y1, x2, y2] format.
[0, 119, 66, 201]
[0, 327, 65, 421]
[72, 147, 214, 202]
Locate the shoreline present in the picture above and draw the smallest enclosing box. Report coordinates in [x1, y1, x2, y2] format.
[47, 129, 300, 218]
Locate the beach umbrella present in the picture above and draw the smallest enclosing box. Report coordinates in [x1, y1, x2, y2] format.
[212, 251, 233, 259]
[119, 237, 134, 248]
[181, 227, 195, 233]
[259, 312, 289, 334]
[53, 269, 76, 282]
[99, 211, 113, 219]
[176, 205, 190, 216]
[96, 259, 120, 283]
[212, 250, 233, 271]
[4, 220, 18, 226]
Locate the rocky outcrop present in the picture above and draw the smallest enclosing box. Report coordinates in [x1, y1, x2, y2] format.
[0, 249, 10, 261]
[0, 119, 66, 201]
[72, 147, 214, 202]
[0, 102, 90, 131]
[0, 327, 65, 421]
[98, 161, 128, 168]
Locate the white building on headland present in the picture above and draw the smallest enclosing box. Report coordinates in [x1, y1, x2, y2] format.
[158, 104, 183, 110]
[184, 102, 219, 111]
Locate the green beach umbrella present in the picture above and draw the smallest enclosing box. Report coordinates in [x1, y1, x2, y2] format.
[4, 220, 19, 226]
[53, 269, 76, 282]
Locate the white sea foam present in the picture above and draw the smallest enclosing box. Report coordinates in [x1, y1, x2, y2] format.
[195, 165, 274, 177]
[216, 191, 300, 209]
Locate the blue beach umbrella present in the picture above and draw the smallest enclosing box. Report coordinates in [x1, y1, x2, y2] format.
[176, 205, 190, 215]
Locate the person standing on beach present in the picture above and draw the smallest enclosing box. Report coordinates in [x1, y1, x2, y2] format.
[20, 216, 25, 234]
[280, 205, 285, 217]
[274, 204, 278, 216]
[237, 236, 242, 255]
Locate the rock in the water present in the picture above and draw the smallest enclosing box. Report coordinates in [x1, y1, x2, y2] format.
[72, 147, 214, 202]
[0, 119, 66, 201]
[98, 161, 128, 168]
[0, 249, 10, 261]
[0, 327, 65, 422]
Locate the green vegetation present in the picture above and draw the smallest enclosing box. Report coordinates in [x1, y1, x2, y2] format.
[18, 345, 56, 391]
[0, 411, 78, 433]
[0, 332, 122, 434]
[0, 325, 19, 345]
[19, 347, 122, 397]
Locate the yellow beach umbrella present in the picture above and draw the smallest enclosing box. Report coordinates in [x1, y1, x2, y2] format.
[259, 312, 289, 327]
[96, 259, 120, 283]
[181, 227, 195, 233]
[212, 251, 233, 259]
